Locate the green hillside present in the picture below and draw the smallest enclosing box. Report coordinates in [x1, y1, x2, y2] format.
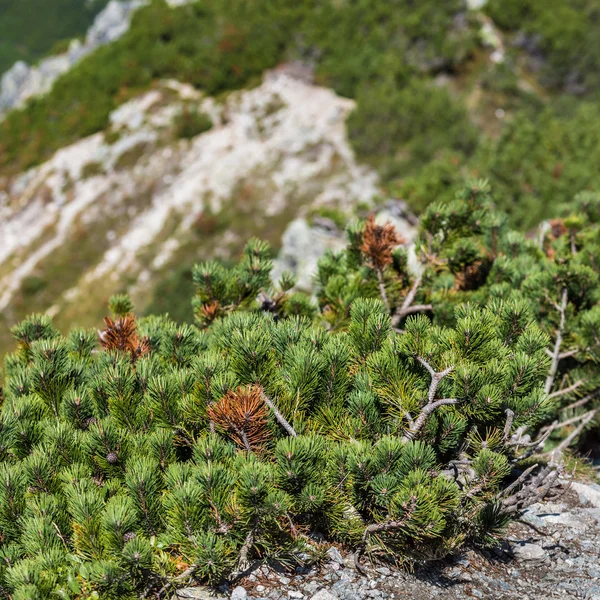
[2, 0, 600, 229]
[0, 0, 109, 75]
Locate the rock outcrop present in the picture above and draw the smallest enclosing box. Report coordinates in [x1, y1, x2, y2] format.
[0, 72, 379, 349]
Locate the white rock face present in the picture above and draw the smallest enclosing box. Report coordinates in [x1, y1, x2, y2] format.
[271, 219, 347, 291]
[0, 73, 379, 328]
[271, 202, 418, 292]
[572, 482, 600, 508]
[0, 0, 146, 114]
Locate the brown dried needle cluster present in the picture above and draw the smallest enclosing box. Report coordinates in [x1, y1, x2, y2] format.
[99, 314, 150, 362]
[360, 215, 404, 271]
[207, 385, 270, 452]
[200, 300, 221, 324]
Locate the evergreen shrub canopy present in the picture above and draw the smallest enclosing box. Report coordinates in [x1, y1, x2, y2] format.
[1, 183, 599, 598]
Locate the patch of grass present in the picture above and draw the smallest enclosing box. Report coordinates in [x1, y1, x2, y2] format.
[173, 107, 213, 139]
[114, 142, 150, 171]
[81, 160, 104, 178]
[20, 275, 47, 297]
[0, 0, 109, 75]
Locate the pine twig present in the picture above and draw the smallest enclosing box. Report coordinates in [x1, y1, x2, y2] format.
[354, 497, 418, 574]
[564, 389, 600, 411]
[156, 565, 198, 599]
[375, 267, 390, 313]
[402, 358, 455, 442]
[545, 288, 568, 395]
[391, 272, 433, 325]
[502, 409, 515, 443]
[501, 465, 559, 514]
[547, 379, 586, 400]
[496, 464, 538, 501]
[262, 392, 297, 437]
[393, 304, 433, 322]
[229, 527, 257, 582]
[547, 409, 596, 458]
[539, 410, 597, 435]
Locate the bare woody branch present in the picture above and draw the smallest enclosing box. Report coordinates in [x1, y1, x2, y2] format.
[502, 408, 515, 443]
[375, 267, 391, 313]
[547, 378, 586, 400]
[547, 409, 596, 459]
[354, 496, 418, 574]
[564, 389, 600, 411]
[403, 358, 456, 442]
[262, 392, 297, 437]
[392, 271, 433, 325]
[545, 287, 568, 395]
[501, 464, 560, 514]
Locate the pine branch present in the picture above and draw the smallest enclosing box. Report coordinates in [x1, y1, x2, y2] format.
[496, 463, 538, 500]
[547, 409, 596, 458]
[501, 464, 559, 514]
[375, 267, 391, 313]
[403, 359, 455, 442]
[564, 389, 600, 411]
[539, 410, 596, 435]
[509, 426, 552, 450]
[156, 565, 198, 599]
[262, 392, 297, 437]
[354, 496, 418, 574]
[544, 288, 568, 395]
[393, 303, 433, 321]
[401, 271, 422, 312]
[502, 409, 514, 443]
[392, 272, 432, 325]
[229, 527, 256, 582]
[547, 379, 586, 400]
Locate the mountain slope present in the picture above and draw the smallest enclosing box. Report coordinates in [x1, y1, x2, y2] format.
[2, 0, 600, 354]
[0, 0, 110, 75]
[0, 72, 379, 356]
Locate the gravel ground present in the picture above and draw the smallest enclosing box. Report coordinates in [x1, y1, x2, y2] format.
[174, 479, 600, 600]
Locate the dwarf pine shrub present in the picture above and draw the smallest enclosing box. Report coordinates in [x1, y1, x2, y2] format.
[0, 199, 567, 598]
[317, 181, 600, 455]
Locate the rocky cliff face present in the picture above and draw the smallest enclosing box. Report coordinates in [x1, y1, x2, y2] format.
[0, 71, 386, 351]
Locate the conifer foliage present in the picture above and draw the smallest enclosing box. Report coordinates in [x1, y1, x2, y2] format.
[2, 184, 597, 598]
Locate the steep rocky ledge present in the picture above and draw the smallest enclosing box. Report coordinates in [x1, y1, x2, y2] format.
[0, 71, 382, 351]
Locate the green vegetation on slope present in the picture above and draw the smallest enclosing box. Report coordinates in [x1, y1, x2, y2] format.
[0, 0, 109, 75]
[4, 182, 599, 597]
[3, 0, 600, 230]
[484, 0, 600, 92]
[0, 0, 476, 172]
[0, 213, 556, 597]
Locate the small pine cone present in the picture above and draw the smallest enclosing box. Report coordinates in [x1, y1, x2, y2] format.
[83, 417, 97, 430]
[106, 451, 119, 464]
[123, 531, 137, 543]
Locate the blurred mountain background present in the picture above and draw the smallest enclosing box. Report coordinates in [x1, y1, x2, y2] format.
[0, 0, 110, 74]
[1, 0, 599, 356]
